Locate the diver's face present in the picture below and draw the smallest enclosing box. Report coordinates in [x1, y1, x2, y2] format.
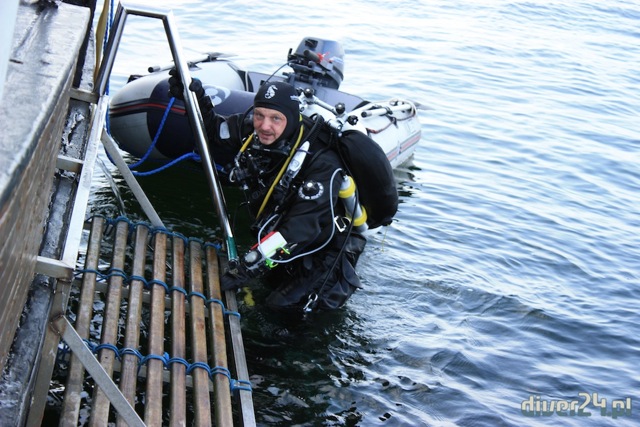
[253, 107, 287, 145]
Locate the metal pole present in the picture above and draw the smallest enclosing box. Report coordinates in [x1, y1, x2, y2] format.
[161, 11, 238, 263]
[94, 2, 127, 97]
[102, 129, 165, 228]
[360, 102, 415, 117]
[94, 4, 238, 263]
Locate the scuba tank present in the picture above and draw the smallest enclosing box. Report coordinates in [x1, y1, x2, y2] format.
[339, 174, 368, 234]
[335, 130, 398, 228]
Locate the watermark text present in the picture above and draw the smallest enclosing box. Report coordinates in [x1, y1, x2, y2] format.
[521, 392, 632, 418]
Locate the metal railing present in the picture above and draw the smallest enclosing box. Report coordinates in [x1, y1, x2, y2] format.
[95, 2, 239, 264]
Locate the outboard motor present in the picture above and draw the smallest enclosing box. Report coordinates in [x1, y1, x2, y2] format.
[287, 37, 345, 89]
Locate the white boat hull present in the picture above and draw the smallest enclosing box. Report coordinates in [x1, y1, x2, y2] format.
[109, 48, 422, 170]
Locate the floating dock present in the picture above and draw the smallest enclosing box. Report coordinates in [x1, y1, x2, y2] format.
[51, 216, 253, 426]
[0, 1, 254, 425]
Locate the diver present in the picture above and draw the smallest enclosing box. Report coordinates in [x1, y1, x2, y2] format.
[169, 74, 371, 313]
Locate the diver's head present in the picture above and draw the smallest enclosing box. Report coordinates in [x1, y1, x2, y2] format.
[253, 82, 300, 145]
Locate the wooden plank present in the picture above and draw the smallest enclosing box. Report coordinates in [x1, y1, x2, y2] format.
[38, 217, 252, 425]
[169, 237, 187, 426]
[205, 246, 233, 426]
[90, 220, 129, 427]
[117, 224, 149, 426]
[188, 241, 212, 426]
[53, 317, 145, 427]
[60, 216, 104, 426]
[144, 231, 167, 425]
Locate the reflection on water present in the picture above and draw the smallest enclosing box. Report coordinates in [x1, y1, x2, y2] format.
[94, 155, 126, 218]
[75, 0, 640, 425]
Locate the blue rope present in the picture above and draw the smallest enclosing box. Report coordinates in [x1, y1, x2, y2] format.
[188, 236, 205, 245]
[186, 361, 211, 376]
[77, 216, 235, 316]
[141, 352, 170, 369]
[152, 227, 189, 246]
[207, 298, 241, 319]
[78, 340, 252, 393]
[168, 357, 189, 369]
[74, 267, 240, 319]
[120, 347, 143, 361]
[208, 298, 225, 309]
[94, 342, 120, 358]
[118, 95, 228, 177]
[74, 216, 245, 381]
[204, 241, 223, 251]
[131, 152, 201, 177]
[81, 341, 249, 387]
[168, 230, 189, 246]
[231, 379, 253, 392]
[210, 366, 232, 382]
[147, 279, 170, 293]
[73, 267, 127, 282]
[170, 286, 189, 297]
[99, 2, 219, 177]
[107, 267, 127, 280]
[102, 91, 203, 176]
[128, 274, 147, 285]
[128, 97, 176, 169]
[188, 291, 207, 302]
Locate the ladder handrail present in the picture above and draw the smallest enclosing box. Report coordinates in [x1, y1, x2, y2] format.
[94, 3, 239, 264]
[87, 4, 254, 426]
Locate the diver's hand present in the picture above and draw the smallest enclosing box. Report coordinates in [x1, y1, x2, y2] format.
[220, 266, 252, 292]
[168, 68, 186, 100]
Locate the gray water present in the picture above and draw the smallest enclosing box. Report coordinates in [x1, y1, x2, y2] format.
[91, 0, 640, 425]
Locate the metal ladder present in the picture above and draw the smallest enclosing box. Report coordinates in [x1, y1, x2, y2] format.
[28, 3, 254, 426]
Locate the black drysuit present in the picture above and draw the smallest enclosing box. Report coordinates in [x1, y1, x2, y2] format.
[204, 111, 366, 312]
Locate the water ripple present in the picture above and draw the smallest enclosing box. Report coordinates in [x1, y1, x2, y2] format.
[87, 0, 640, 425]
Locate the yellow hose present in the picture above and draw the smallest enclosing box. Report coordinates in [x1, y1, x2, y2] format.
[93, 0, 111, 84]
[256, 121, 304, 218]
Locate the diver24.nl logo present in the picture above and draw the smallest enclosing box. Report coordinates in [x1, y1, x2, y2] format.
[521, 392, 632, 418]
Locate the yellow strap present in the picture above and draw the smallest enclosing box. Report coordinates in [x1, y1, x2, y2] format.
[239, 132, 254, 153]
[256, 117, 305, 218]
[94, 0, 111, 84]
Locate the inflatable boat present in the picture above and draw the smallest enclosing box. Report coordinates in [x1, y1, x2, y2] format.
[108, 37, 422, 172]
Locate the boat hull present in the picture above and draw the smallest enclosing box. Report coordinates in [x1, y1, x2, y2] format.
[109, 60, 421, 169]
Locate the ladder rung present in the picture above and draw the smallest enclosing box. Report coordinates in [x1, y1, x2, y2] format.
[70, 88, 99, 104]
[56, 155, 84, 173]
[35, 256, 74, 281]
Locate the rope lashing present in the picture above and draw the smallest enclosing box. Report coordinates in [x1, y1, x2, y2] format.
[80, 340, 252, 393]
[76, 216, 235, 316]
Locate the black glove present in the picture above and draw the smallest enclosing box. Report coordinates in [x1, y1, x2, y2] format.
[168, 68, 187, 100]
[167, 69, 212, 113]
[220, 249, 271, 291]
[220, 265, 252, 292]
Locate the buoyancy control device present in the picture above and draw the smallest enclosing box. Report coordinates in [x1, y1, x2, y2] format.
[335, 130, 398, 229]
